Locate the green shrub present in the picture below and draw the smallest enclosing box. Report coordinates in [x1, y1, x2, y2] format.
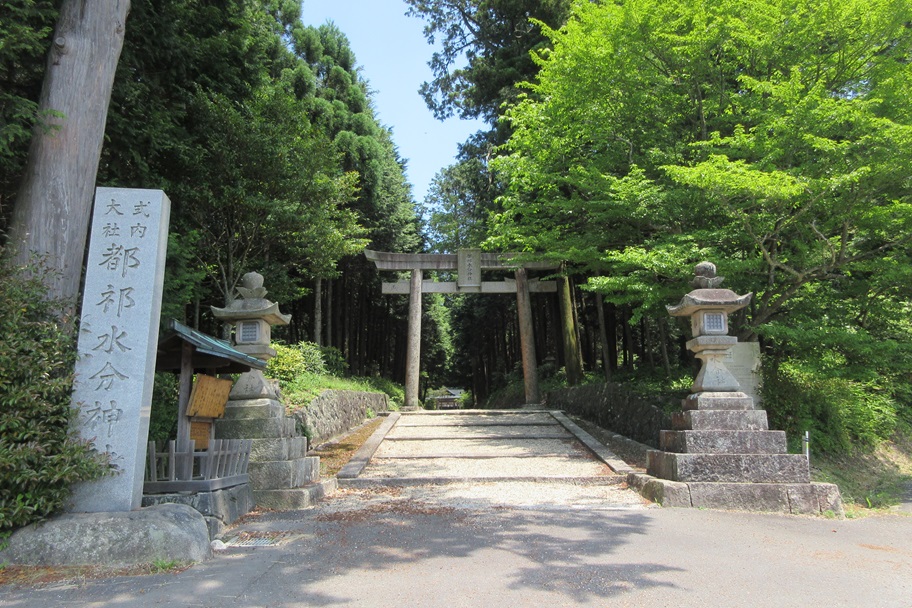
[362, 376, 404, 410]
[0, 254, 108, 531]
[267, 341, 327, 383]
[762, 358, 899, 454]
[319, 345, 347, 376]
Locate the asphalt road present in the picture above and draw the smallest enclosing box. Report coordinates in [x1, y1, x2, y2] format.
[2, 411, 909, 607]
[1, 484, 910, 608]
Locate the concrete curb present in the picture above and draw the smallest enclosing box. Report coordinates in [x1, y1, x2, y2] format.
[550, 410, 637, 475]
[337, 412, 401, 479]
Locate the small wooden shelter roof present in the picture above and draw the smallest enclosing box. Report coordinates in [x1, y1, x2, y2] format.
[156, 319, 266, 373]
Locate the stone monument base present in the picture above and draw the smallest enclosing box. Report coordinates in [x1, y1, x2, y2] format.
[0, 504, 211, 566]
[639, 391, 844, 516]
[628, 473, 844, 516]
[142, 483, 253, 538]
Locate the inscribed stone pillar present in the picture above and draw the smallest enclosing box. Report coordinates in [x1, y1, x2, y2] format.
[405, 268, 422, 409]
[69, 188, 171, 512]
[515, 268, 540, 405]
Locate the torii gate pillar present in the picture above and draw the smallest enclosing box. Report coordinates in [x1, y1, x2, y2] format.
[405, 269, 422, 410]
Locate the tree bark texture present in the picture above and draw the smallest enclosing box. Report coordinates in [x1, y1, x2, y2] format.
[558, 274, 583, 385]
[595, 292, 612, 381]
[9, 0, 131, 306]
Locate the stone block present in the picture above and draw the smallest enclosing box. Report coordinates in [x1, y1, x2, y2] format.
[141, 484, 254, 533]
[648, 452, 810, 483]
[682, 392, 754, 411]
[254, 478, 338, 510]
[688, 482, 791, 512]
[215, 416, 296, 439]
[660, 430, 787, 454]
[672, 409, 769, 431]
[0, 504, 210, 566]
[248, 457, 320, 490]
[814, 482, 845, 518]
[229, 370, 280, 400]
[249, 436, 308, 461]
[634, 475, 692, 507]
[785, 484, 822, 515]
[222, 399, 285, 420]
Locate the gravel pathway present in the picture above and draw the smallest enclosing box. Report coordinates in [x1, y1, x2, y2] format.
[349, 410, 644, 507]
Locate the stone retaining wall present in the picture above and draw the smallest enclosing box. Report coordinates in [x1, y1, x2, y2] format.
[545, 383, 674, 448]
[293, 390, 389, 445]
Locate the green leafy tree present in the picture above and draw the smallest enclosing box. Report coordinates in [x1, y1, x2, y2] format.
[0, 0, 58, 221]
[490, 0, 912, 448]
[405, 0, 571, 122]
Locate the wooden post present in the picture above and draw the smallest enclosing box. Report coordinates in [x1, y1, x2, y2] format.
[176, 341, 194, 479]
[405, 268, 422, 409]
[515, 268, 540, 405]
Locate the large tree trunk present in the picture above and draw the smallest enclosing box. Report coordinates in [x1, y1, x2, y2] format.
[8, 1, 131, 308]
[595, 292, 612, 381]
[558, 273, 583, 385]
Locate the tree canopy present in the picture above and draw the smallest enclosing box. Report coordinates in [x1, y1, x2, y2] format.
[487, 0, 912, 448]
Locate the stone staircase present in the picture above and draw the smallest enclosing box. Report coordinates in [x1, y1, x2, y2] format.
[215, 386, 335, 510]
[635, 392, 843, 515]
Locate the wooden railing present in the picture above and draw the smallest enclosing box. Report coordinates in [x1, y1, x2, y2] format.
[144, 439, 252, 494]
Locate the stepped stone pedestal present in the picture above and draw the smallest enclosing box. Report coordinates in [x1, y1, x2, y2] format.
[632, 262, 843, 516]
[215, 378, 333, 510]
[635, 391, 842, 515]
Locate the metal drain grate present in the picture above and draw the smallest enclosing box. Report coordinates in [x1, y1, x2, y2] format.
[222, 532, 287, 547]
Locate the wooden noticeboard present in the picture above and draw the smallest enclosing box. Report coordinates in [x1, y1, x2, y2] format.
[187, 374, 232, 418]
[190, 420, 213, 450]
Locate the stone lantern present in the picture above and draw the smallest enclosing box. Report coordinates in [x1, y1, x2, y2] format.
[667, 262, 752, 397]
[212, 272, 291, 361]
[211, 272, 290, 399]
[631, 261, 843, 516]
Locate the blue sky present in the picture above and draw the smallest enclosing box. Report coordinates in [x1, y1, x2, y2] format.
[300, 0, 487, 205]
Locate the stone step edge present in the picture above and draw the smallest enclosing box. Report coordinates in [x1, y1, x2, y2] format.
[395, 422, 561, 428]
[338, 475, 626, 488]
[627, 473, 844, 517]
[371, 453, 597, 460]
[383, 434, 572, 441]
[398, 409, 555, 416]
[252, 478, 338, 511]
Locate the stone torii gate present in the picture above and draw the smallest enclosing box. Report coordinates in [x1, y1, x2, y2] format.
[365, 249, 558, 409]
